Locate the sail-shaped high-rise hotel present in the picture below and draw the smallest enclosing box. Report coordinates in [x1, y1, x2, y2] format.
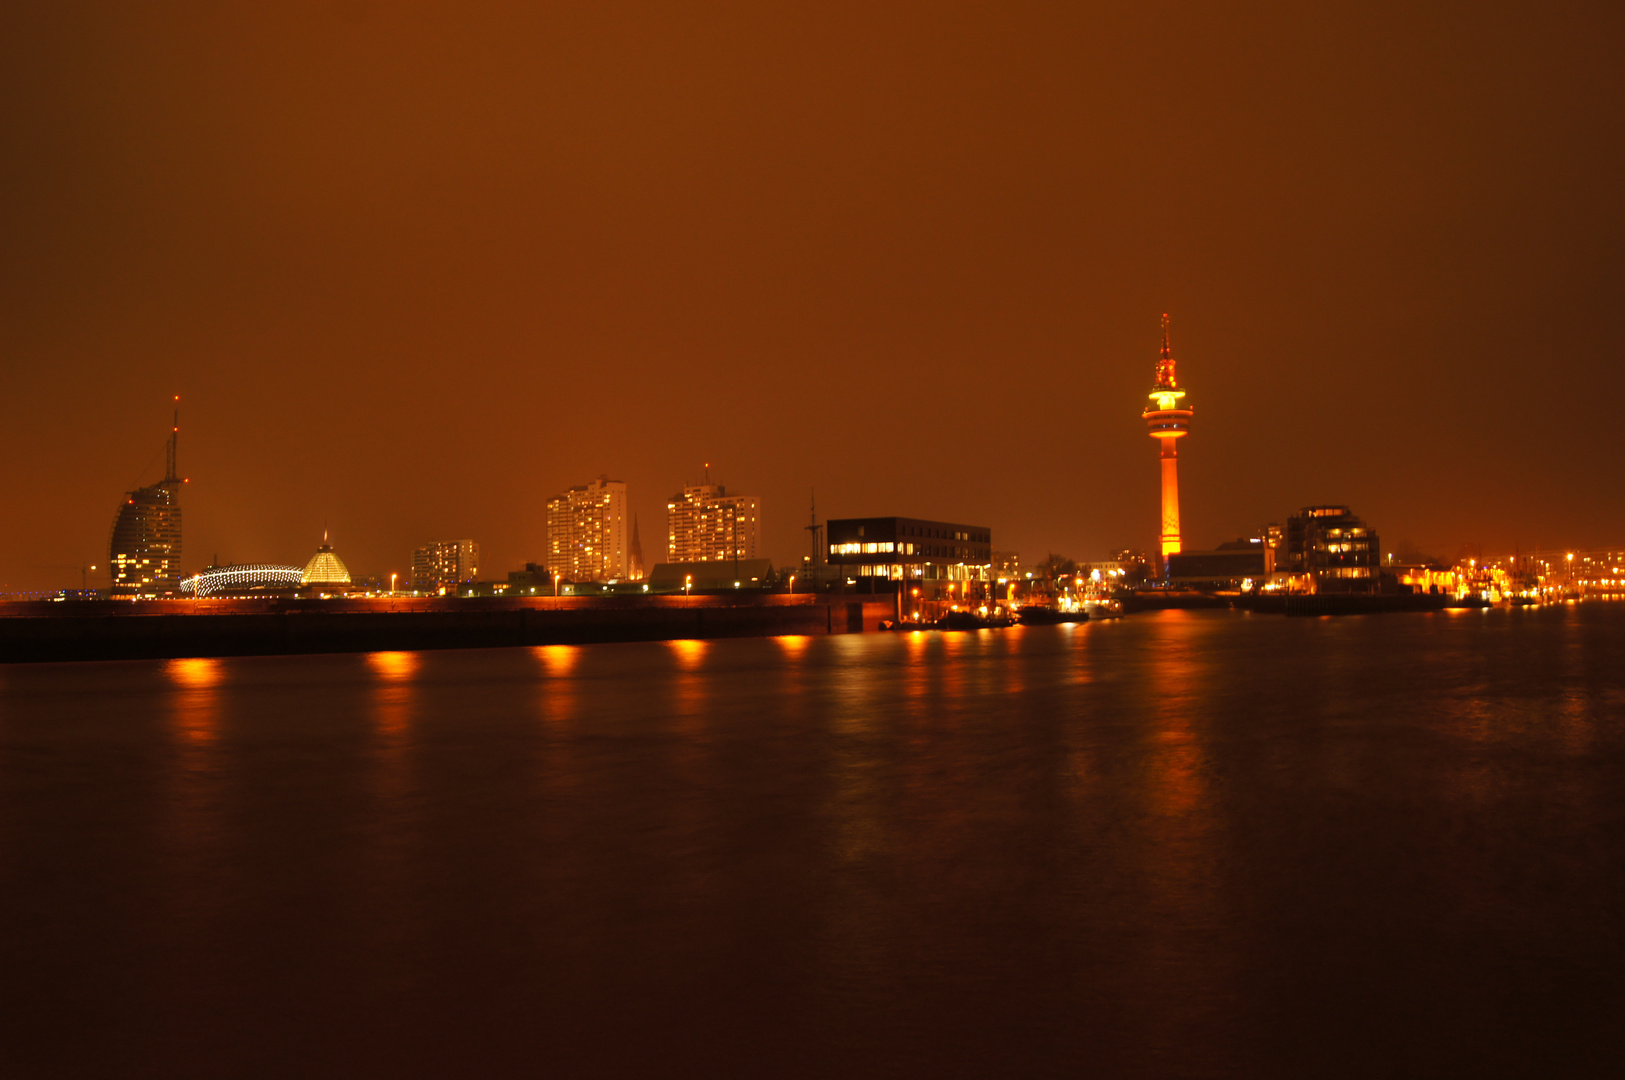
[109, 407, 185, 597]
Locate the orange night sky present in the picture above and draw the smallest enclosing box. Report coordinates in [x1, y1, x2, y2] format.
[2, 2, 1621, 589]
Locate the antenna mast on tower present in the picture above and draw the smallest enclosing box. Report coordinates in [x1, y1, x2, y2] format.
[164, 397, 180, 484]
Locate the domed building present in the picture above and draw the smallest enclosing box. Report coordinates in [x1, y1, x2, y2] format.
[301, 531, 352, 586]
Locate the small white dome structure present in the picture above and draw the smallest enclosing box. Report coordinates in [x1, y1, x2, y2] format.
[302, 531, 352, 585]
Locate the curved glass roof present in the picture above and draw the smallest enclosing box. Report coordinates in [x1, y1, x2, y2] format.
[302, 545, 351, 585]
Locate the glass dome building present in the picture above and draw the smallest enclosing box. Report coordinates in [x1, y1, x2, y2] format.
[302, 533, 352, 586]
[181, 564, 304, 597]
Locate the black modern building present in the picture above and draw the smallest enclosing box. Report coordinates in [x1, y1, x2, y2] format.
[826, 517, 992, 600]
[1166, 538, 1267, 586]
[1282, 505, 1381, 592]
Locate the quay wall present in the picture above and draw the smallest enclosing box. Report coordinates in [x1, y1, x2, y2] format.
[1238, 593, 1454, 616]
[0, 595, 896, 663]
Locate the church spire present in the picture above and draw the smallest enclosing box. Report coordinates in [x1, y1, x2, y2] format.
[629, 513, 645, 581]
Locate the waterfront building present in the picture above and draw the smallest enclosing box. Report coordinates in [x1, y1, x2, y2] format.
[504, 562, 552, 595]
[412, 539, 479, 592]
[547, 476, 628, 582]
[181, 563, 303, 597]
[109, 411, 186, 597]
[1141, 314, 1194, 562]
[301, 531, 352, 586]
[647, 559, 775, 592]
[1279, 506, 1381, 592]
[1166, 538, 1268, 586]
[666, 480, 761, 563]
[826, 516, 993, 601]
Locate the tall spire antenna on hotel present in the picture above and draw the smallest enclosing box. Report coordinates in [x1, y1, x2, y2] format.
[1141, 313, 1194, 565]
[165, 396, 180, 484]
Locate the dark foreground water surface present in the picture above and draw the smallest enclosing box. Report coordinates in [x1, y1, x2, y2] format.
[2, 607, 1623, 1077]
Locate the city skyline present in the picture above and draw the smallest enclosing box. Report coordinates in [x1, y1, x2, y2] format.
[3, 4, 1623, 590]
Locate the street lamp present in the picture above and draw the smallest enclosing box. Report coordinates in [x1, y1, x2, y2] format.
[788, 574, 796, 595]
[390, 572, 398, 595]
[685, 574, 693, 596]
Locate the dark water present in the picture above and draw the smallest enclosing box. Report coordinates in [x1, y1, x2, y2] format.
[2, 607, 1623, 1078]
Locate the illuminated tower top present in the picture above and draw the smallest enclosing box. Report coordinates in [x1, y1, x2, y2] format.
[1154, 313, 1178, 390]
[1146, 313, 1188, 415]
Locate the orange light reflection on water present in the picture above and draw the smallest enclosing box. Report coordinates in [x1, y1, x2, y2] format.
[534, 644, 580, 678]
[669, 638, 709, 672]
[166, 657, 222, 743]
[775, 634, 811, 658]
[367, 651, 420, 682]
[367, 651, 419, 739]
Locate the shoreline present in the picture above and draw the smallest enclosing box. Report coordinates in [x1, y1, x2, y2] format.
[0, 595, 897, 663]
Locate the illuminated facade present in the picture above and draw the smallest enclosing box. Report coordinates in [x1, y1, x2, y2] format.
[546, 476, 628, 582]
[1142, 313, 1193, 561]
[1281, 506, 1381, 592]
[666, 482, 761, 563]
[181, 564, 303, 597]
[109, 412, 185, 597]
[301, 531, 352, 585]
[412, 539, 479, 591]
[826, 517, 993, 598]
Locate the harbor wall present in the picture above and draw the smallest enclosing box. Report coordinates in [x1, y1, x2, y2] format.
[0, 595, 896, 663]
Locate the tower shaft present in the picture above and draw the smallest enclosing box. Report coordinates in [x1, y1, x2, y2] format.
[1160, 438, 1181, 557]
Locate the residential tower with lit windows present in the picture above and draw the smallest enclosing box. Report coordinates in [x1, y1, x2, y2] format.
[666, 481, 761, 563]
[1142, 313, 1193, 562]
[411, 539, 479, 592]
[546, 475, 629, 582]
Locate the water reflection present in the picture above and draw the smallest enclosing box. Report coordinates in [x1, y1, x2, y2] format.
[365, 651, 418, 810]
[1142, 613, 1210, 820]
[663, 639, 717, 909]
[669, 638, 709, 672]
[166, 658, 222, 745]
[534, 644, 579, 679]
[4, 607, 1623, 1076]
[774, 634, 811, 659]
[162, 655, 228, 938]
[367, 650, 419, 684]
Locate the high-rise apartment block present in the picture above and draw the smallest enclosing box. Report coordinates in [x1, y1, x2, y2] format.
[666, 482, 761, 563]
[412, 539, 479, 591]
[110, 410, 185, 597]
[546, 476, 628, 582]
